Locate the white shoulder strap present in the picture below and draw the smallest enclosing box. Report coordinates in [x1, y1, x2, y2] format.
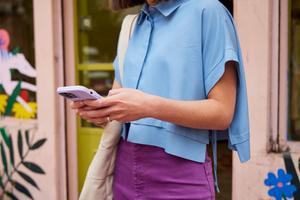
[117, 14, 138, 85]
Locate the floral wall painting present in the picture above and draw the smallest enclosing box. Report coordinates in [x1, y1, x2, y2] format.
[0, 127, 47, 200]
[0, 29, 37, 119]
[264, 152, 300, 200]
[264, 169, 297, 200]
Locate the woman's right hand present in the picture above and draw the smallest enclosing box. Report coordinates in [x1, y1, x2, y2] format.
[70, 100, 108, 127]
[70, 101, 85, 115]
[70, 80, 122, 127]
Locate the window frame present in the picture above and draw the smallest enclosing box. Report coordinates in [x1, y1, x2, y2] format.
[271, 0, 300, 152]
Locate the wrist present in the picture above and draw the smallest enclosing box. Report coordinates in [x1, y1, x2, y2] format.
[144, 94, 164, 119]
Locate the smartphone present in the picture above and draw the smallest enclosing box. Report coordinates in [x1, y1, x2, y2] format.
[56, 85, 102, 101]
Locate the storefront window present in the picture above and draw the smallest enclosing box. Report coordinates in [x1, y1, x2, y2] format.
[0, 0, 37, 119]
[288, 0, 300, 141]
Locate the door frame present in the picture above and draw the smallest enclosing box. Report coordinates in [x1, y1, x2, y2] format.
[63, 0, 78, 199]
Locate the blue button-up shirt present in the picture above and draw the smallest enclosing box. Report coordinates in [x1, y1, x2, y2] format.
[113, 0, 250, 168]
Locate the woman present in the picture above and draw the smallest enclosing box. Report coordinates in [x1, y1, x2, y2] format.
[71, 0, 250, 199]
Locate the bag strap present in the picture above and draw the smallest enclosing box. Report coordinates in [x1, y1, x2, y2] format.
[118, 14, 138, 85]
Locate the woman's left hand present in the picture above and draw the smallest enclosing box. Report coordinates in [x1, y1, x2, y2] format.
[78, 88, 154, 124]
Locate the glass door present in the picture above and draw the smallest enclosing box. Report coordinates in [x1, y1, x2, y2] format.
[74, 0, 139, 192]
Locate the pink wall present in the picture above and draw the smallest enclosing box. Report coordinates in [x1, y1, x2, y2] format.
[233, 0, 300, 199]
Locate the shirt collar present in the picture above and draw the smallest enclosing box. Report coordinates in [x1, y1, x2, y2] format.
[153, 0, 183, 17]
[140, 0, 183, 20]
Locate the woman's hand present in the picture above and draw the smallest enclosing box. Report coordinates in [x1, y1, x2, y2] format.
[70, 100, 108, 127]
[78, 88, 154, 124]
[70, 101, 85, 115]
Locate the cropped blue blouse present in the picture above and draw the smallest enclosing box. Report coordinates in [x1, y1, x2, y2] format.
[113, 0, 250, 191]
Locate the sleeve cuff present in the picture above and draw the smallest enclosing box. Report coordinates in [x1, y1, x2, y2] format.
[234, 140, 251, 163]
[204, 48, 239, 96]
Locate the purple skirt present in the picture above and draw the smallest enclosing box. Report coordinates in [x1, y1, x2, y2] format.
[113, 139, 215, 200]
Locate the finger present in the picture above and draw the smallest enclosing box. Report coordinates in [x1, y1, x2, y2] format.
[75, 108, 87, 116]
[84, 96, 119, 108]
[87, 117, 108, 125]
[70, 101, 85, 109]
[82, 99, 100, 107]
[109, 113, 127, 123]
[80, 106, 99, 111]
[79, 106, 119, 119]
[80, 115, 92, 122]
[77, 107, 101, 118]
[71, 101, 83, 108]
[94, 122, 107, 128]
[80, 114, 105, 123]
[108, 88, 124, 96]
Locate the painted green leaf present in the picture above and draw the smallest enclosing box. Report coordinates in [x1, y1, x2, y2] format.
[0, 175, 3, 188]
[17, 170, 39, 190]
[5, 81, 21, 116]
[0, 128, 10, 148]
[14, 181, 33, 199]
[298, 157, 300, 172]
[9, 135, 14, 166]
[5, 191, 18, 200]
[17, 130, 23, 160]
[30, 138, 47, 150]
[0, 142, 8, 175]
[23, 161, 45, 174]
[25, 130, 30, 147]
[12, 46, 21, 55]
[0, 84, 5, 93]
[283, 196, 287, 200]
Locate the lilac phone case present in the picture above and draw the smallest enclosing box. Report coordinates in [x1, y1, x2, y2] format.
[56, 85, 102, 101]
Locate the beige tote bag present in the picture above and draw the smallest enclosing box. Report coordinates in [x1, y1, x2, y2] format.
[79, 14, 138, 200]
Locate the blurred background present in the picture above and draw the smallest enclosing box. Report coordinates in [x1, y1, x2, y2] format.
[0, 0, 299, 199]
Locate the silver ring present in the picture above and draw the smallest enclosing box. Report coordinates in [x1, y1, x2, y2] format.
[106, 116, 111, 122]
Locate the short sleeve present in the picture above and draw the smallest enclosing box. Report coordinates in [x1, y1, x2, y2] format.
[202, 4, 250, 162]
[113, 55, 122, 85]
[202, 4, 239, 96]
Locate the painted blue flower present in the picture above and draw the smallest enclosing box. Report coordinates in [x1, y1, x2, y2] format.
[264, 168, 297, 200]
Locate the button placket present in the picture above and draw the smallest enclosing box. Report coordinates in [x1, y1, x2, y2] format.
[123, 13, 154, 89]
[134, 17, 154, 89]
